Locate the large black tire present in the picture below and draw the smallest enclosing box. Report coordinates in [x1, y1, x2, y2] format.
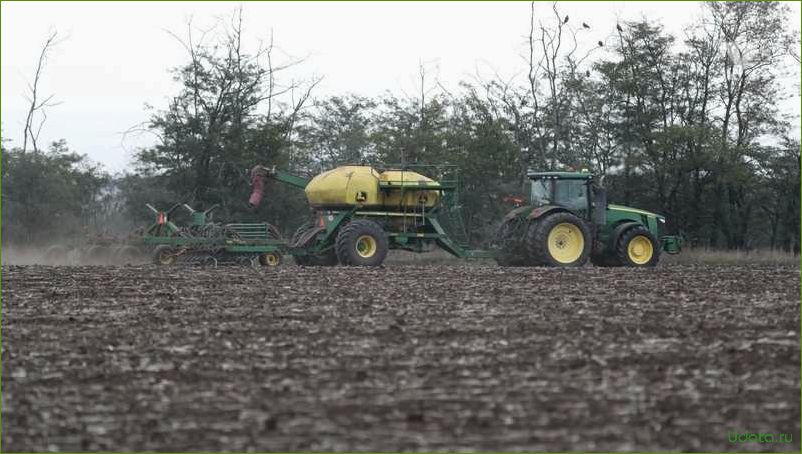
[615, 226, 660, 267]
[335, 220, 389, 267]
[291, 223, 313, 266]
[151, 245, 178, 266]
[291, 222, 312, 244]
[525, 212, 591, 267]
[493, 218, 528, 267]
[291, 222, 338, 266]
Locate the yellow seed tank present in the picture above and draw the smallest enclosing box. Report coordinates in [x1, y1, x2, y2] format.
[304, 166, 441, 210]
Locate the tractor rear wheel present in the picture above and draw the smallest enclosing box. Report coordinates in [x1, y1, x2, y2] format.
[526, 212, 591, 267]
[615, 226, 660, 267]
[335, 220, 389, 266]
[493, 217, 528, 267]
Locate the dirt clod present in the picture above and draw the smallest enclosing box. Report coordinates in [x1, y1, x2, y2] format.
[1, 264, 799, 451]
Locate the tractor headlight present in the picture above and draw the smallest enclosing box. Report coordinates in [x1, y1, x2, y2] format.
[658, 217, 666, 223]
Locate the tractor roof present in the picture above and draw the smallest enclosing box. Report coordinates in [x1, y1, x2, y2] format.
[527, 171, 592, 180]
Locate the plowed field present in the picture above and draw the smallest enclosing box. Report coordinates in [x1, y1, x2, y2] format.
[2, 264, 799, 451]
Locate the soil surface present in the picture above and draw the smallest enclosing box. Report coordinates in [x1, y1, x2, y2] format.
[2, 264, 799, 451]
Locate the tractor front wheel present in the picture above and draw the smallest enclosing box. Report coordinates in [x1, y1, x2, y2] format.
[335, 220, 389, 266]
[615, 227, 660, 267]
[526, 212, 591, 267]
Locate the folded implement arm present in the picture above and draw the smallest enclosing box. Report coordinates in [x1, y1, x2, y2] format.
[249, 165, 310, 208]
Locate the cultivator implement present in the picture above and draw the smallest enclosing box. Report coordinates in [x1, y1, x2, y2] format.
[142, 203, 285, 267]
[151, 246, 268, 267]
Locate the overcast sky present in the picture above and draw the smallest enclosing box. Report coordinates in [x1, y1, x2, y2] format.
[2, 1, 800, 172]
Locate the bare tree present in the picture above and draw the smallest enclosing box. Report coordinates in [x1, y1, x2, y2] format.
[521, 2, 600, 169]
[22, 30, 61, 153]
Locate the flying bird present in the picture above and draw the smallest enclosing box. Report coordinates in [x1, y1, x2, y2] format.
[564, 15, 569, 24]
[598, 40, 604, 47]
[616, 23, 623, 32]
[582, 22, 590, 29]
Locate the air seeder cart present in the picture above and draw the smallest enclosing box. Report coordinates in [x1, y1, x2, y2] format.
[247, 164, 493, 267]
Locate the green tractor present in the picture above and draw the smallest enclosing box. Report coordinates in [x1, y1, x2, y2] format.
[494, 170, 681, 267]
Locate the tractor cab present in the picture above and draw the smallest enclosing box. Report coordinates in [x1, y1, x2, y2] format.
[528, 171, 594, 216]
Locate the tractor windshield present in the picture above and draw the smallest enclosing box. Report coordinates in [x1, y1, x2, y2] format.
[530, 177, 589, 212]
[554, 179, 588, 212]
[531, 179, 551, 206]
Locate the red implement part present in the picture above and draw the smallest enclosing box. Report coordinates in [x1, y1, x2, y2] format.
[503, 195, 526, 208]
[249, 167, 266, 208]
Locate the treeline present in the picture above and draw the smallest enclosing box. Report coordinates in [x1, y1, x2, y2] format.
[2, 2, 799, 251]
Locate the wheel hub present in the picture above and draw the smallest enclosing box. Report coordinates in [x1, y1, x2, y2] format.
[627, 235, 654, 264]
[355, 235, 377, 258]
[547, 223, 584, 264]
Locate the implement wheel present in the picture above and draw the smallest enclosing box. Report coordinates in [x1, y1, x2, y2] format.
[151, 245, 178, 266]
[291, 222, 338, 266]
[259, 251, 282, 267]
[335, 220, 388, 266]
[526, 212, 591, 267]
[615, 227, 660, 267]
